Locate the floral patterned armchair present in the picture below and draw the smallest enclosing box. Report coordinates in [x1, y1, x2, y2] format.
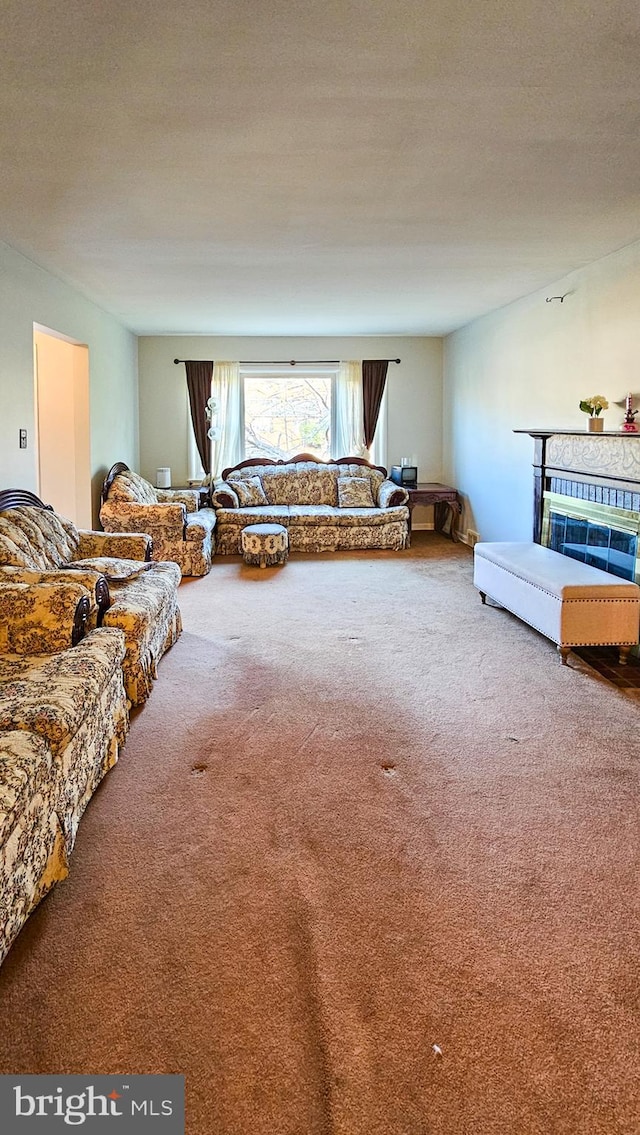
[0, 490, 182, 705]
[99, 463, 217, 576]
[0, 578, 128, 964]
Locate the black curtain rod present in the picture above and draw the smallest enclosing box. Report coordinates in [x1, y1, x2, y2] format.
[173, 357, 401, 365]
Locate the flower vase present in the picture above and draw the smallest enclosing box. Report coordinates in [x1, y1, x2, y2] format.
[588, 417, 604, 432]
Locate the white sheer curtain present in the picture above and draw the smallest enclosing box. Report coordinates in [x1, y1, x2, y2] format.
[212, 361, 243, 478]
[332, 360, 365, 459]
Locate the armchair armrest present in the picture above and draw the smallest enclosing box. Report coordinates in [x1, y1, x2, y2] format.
[77, 530, 152, 562]
[211, 480, 239, 509]
[156, 488, 200, 512]
[377, 479, 409, 508]
[0, 565, 109, 622]
[0, 579, 91, 653]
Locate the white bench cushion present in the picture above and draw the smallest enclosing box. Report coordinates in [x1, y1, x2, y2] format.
[474, 542, 639, 599]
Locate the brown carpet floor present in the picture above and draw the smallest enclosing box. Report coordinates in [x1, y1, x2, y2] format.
[1, 535, 639, 1134]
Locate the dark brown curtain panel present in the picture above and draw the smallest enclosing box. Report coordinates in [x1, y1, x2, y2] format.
[185, 360, 214, 475]
[362, 359, 389, 449]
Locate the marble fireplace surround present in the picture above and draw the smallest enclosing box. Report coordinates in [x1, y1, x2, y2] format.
[515, 430, 640, 584]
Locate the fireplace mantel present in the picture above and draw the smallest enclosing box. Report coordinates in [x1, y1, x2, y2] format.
[514, 429, 640, 542]
[514, 429, 640, 438]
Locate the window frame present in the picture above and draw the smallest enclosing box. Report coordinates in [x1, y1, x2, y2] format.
[239, 363, 337, 464]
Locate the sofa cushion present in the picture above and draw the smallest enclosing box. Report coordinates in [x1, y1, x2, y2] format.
[287, 505, 341, 526]
[333, 506, 409, 527]
[215, 505, 291, 526]
[234, 476, 268, 508]
[337, 476, 376, 508]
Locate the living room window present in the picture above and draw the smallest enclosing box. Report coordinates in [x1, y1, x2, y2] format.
[241, 365, 334, 462]
[199, 359, 380, 479]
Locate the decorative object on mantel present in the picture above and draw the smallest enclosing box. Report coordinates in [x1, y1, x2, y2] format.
[623, 393, 639, 433]
[579, 395, 608, 432]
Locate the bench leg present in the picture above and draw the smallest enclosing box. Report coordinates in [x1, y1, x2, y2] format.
[558, 645, 571, 665]
[619, 645, 631, 666]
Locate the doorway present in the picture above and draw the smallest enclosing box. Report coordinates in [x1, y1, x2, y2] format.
[33, 326, 91, 527]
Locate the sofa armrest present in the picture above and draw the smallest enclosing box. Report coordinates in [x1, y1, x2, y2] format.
[0, 565, 109, 621]
[100, 501, 187, 540]
[156, 488, 200, 512]
[211, 480, 239, 509]
[0, 579, 91, 652]
[377, 480, 409, 508]
[77, 530, 152, 562]
[184, 509, 217, 541]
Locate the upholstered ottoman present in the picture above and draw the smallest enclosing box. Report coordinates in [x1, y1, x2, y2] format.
[240, 523, 288, 568]
[474, 541, 640, 663]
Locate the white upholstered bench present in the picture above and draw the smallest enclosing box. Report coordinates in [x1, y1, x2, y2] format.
[473, 542, 640, 664]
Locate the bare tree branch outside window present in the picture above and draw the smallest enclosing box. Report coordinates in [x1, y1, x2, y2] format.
[244, 377, 331, 460]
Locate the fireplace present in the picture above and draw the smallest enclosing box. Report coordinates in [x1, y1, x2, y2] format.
[515, 430, 640, 586]
[543, 494, 639, 582]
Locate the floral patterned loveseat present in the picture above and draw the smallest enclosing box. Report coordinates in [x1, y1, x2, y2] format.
[0, 579, 129, 964]
[0, 490, 182, 705]
[211, 455, 410, 554]
[100, 463, 217, 577]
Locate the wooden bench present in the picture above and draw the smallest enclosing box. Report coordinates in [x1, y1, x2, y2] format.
[473, 542, 640, 664]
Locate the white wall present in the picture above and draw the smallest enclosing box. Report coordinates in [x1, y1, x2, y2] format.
[0, 241, 138, 523]
[138, 336, 442, 519]
[443, 238, 640, 542]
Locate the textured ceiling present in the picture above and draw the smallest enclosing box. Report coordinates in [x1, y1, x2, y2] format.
[2, 0, 640, 335]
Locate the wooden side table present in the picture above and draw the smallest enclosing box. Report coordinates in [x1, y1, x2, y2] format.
[405, 483, 462, 543]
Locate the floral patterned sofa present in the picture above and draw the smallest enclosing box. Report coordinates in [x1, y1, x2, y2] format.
[100, 463, 217, 577]
[211, 455, 410, 554]
[0, 490, 182, 705]
[0, 579, 128, 964]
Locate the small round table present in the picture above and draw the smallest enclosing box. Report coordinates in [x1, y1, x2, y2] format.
[240, 523, 289, 568]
